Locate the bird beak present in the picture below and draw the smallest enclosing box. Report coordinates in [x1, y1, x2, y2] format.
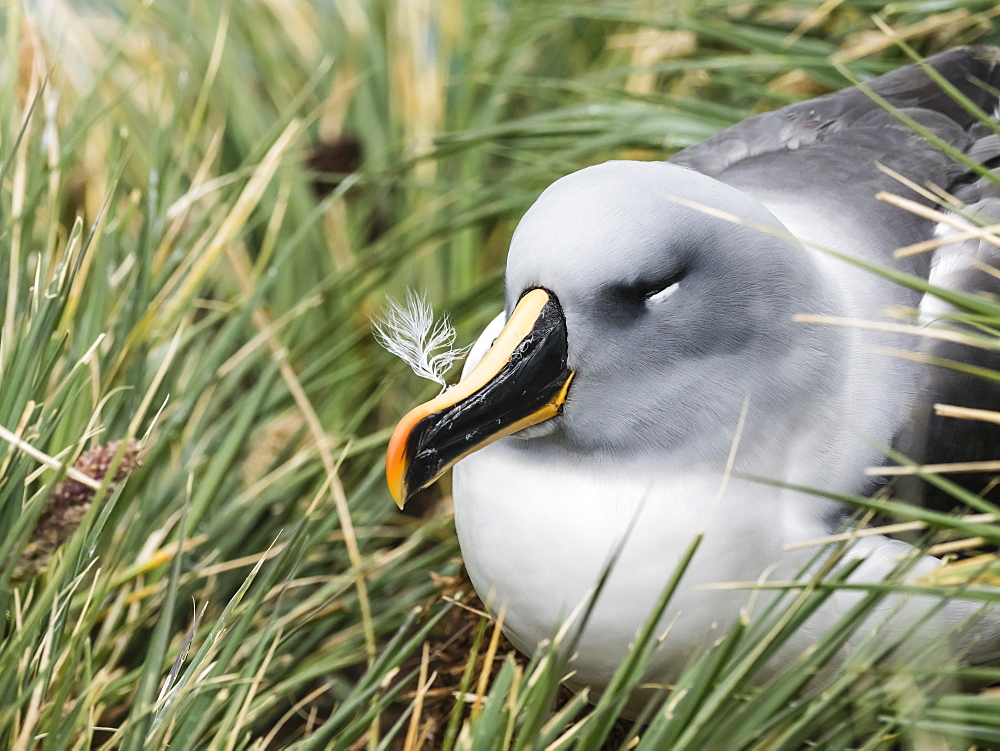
[386, 287, 574, 508]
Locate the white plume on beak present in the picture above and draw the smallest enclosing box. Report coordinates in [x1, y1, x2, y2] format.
[372, 290, 471, 391]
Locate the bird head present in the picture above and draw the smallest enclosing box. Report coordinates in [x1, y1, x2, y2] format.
[386, 161, 839, 507]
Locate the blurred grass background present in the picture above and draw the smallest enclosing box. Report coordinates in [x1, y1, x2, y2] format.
[2, 0, 1000, 748]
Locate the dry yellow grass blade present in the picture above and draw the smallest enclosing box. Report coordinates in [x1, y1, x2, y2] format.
[875, 162, 945, 205]
[99, 543, 289, 618]
[782, 0, 846, 47]
[227, 629, 284, 751]
[608, 29, 697, 96]
[922, 553, 1000, 587]
[784, 515, 996, 551]
[877, 192, 1000, 253]
[894, 225, 1000, 258]
[472, 606, 505, 720]
[392, 0, 447, 183]
[179, 8, 230, 159]
[261, 0, 321, 63]
[927, 537, 988, 556]
[935, 404, 1000, 426]
[404, 642, 436, 751]
[217, 294, 323, 378]
[173, 119, 305, 307]
[795, 314, 996, 349]
[866, 460, 1000, 477]
[0, 424, 102, 491]
[157, 128, 230, 270]
[111, 535, 209, 586]
[256, 679, 338, 749]
[831, 11, 983, 63]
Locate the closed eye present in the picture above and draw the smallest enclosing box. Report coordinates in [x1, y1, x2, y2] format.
[611, 270, 685, 307]
[642, 269, 685, 304]
[645, 281, 680, 305]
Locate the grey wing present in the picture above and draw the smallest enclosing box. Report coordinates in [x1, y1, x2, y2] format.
[669, 45, 1000, 190]
[672, 46, 1000, 509]
[671, 46, 1000, 281]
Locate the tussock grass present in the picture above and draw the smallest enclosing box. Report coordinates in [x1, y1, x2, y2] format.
[0, 0, 999, 748]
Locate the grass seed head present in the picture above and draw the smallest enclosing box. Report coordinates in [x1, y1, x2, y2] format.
[14, 439, 143, 581]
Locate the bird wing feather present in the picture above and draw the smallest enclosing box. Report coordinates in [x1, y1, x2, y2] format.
[674, 47, 1000, 510]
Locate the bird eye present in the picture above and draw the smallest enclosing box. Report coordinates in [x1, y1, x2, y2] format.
[640, 272, 684, 305]
[643, 282, 679, 304]
[611, 271, 685, 307]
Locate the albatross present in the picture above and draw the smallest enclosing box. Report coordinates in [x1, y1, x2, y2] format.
[385, 47, 1000, 697]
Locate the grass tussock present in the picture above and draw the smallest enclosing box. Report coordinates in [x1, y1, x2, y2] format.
[0, 0, 999, 748]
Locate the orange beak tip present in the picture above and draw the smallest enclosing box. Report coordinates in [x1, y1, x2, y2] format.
[386, 462, 407, 509]
[386, 417, 414, 509]
[389, 483, 409, 511]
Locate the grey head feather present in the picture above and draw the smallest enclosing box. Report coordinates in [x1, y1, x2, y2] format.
[503, 161, 844, 468]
